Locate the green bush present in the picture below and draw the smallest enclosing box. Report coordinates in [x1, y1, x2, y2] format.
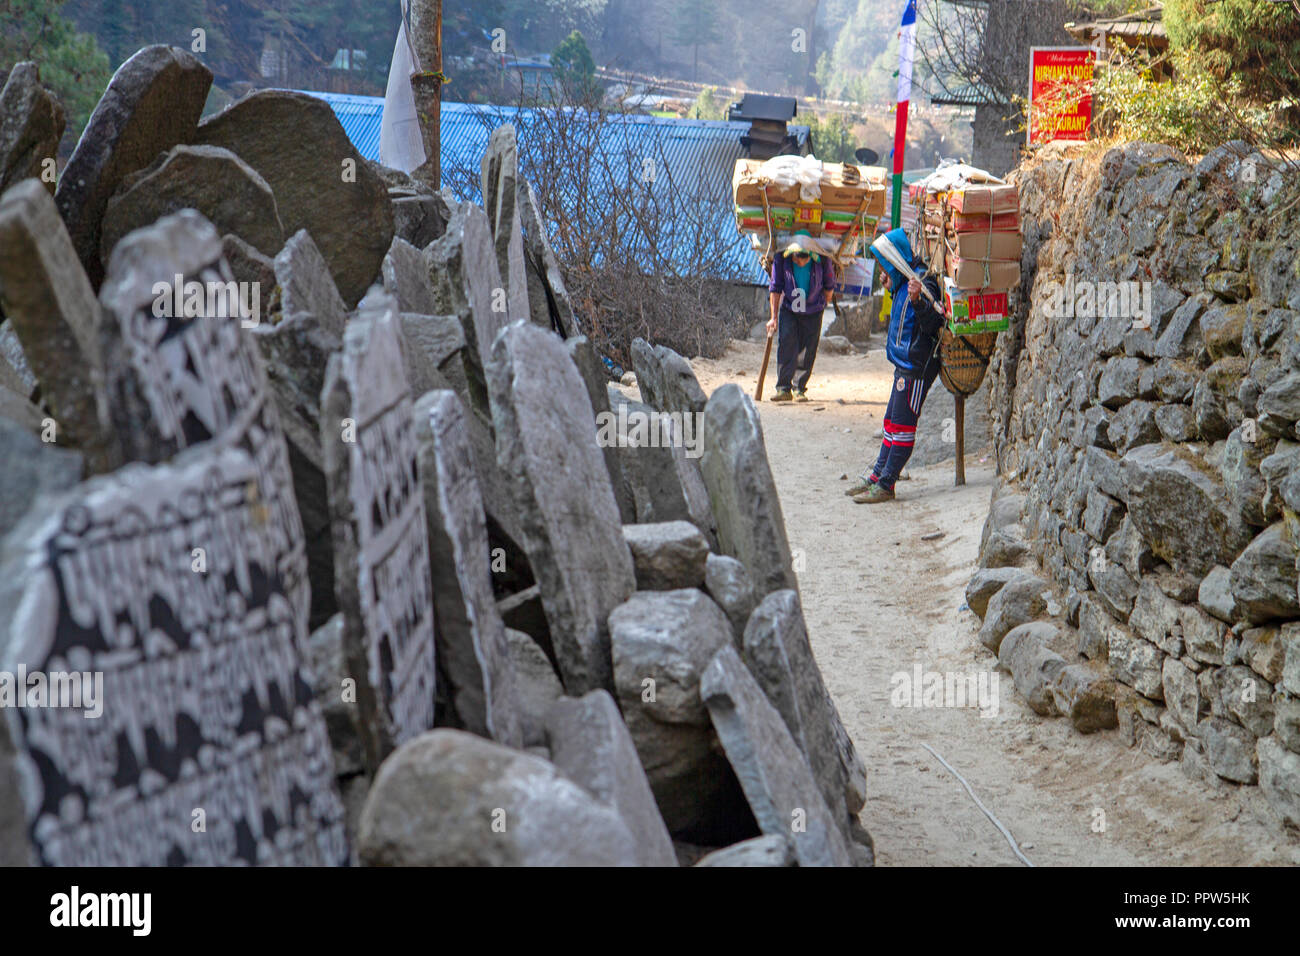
[1164, 0, 1300, 103]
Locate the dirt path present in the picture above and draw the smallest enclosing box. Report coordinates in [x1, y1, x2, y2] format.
[686, 339, 1299, 867]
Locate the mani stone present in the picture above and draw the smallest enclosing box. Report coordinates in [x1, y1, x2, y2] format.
[631, 338, 708, 417]
[0, 180, 109, 464]
[195, 90, 393, 306]
[356, 729, 638, 866]
[567, 335, 636, 523]
[427, 201, 505, 418]
[56, 45, 212, 289]
[505, 626, 564, 748]
[382, 236, 438, 315]
[222, 233, 276, 291]
[543, 690, 678, 867]
[413, 389, 522, 747]
[100, 145, 285, 268]
[704, 553, 759, 640]
[519, 177, 577, 337]
[487, 320, 635, 695]
[622, 521, 710, 591]
[700, 644, 855, 867]
[274, 228, 348, 338]
[0, 62, 65, 195]
[0, 444, 348, 866]
[609, 589, 754, 843]
[0, 417, 82, 539]
[96, 210, 310, 622]
[700, 384, 798, 597]
[742, 589, 865, 818]
[322, 288, 437, 773]
[480, 124, 530, 323]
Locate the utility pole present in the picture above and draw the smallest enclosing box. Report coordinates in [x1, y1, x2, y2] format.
[409, 0, 444, 189]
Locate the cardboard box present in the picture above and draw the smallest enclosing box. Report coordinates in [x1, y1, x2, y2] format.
[945, 256, 1020, 290]
[947, 183, 1019, 215]
[926, 209, 1022, 234]
[945, 230, 1022, 260]
[944, 278, 1010, 334]
[819, 164, 887, 214]
[732, 159, 800, 208]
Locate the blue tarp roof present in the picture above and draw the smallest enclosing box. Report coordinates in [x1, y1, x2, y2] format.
[297, 90, 802, 283]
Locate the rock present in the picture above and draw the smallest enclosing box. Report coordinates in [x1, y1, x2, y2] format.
[1198, 564, 1237, 622]
[965, 566, 1023, 619]
[1081, 488, 1123, 542]
[979, 526, 1031, 569]
[654, 344, 709, 417]
[695, 834, 795, 867]
[1108, 399, 1161, 453]
[1152, 358, 1197, 403]
[400, 312, 469, 398]
[977, 571, 1048, 652]
[274, 228, 347, 337]
[567, 336, 636, 523]
[306, 613, 365, 777]
[1220, 424, 1270, 527]
[1129, 578, 1184, 656]
[1098, 356, 1144, 408]
[997, 622, 1066, 716]
[487, 321, 635, 694]
[0, 62, 64, 195]
[479, 125, 529, 323]
[1104, 514, 1157, 577]
[1239, 626, 1285, 684]
[0, 417, 82, 538]
[222, 233, 275, 290]
[1154, 290, 1209, 358]
[1076, 593, 1114, 660]
[414, 389, 522, 747]
[504, 627, 563, 748]
[0, 180, 109, 465]
[427, 202, 504, 418]
[1275, 698, 1300, 753]
[1181, 603, 1227, 665]
[700, 645, 855, 867]
[609, 588, 752, 842]
[1089, 556, 1137, 621]
[622, 520, 710, 590]
[820, 334, 852, 354]
[1200, 302, 1247, 355]
[1259, 439, 1300, 521]
[1050, 664, 1118, 732]
[742, 589, 864, 819]
[321, 287, 437, 771]
[381, 236, 437, 314]
[1216, 665, 1275, 737]
[55, 45, 212, 288]
[1280, 622, 1300, 696]
[1161, 657, 1202, 731]
[196, 90, 393, 306]
[704, 553, 759, 639]
[99, 144, 284, 268]
[1229, 522, 1299, 623]
[1154, 403, 1197, 442]
[1257, 736, 1300, 826]
[1108, 630, 1165, 700]
[699, 384, 797, 596]
[1197, 717, 1258, 784]
[543, 690, 678, 867]
[357, 729, 638, 866]
[1120, 442, 1255, 576]
[518, 178, 577, 337]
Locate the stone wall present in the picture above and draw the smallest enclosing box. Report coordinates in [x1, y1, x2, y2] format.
[969, 140, 1300, 826]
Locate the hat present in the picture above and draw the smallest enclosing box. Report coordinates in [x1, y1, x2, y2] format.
[782, 231, 819, 259]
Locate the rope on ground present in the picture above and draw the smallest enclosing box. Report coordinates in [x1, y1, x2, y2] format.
[920, 741, 1035, 867]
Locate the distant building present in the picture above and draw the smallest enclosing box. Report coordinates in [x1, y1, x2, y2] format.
[726, 94, 808, 159]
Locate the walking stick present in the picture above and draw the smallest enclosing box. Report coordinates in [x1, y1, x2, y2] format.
[954, 393, 966, 486]
[755, 330, 774, 401]
[755, 183, 777, 402]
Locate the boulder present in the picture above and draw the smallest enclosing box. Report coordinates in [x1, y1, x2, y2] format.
[622, 520, 710, 590]
[0, 62, 65, 195]
[99, 144, 284, 267]
[965, 566, 1022, 619]
[357, 730, 639, 866]
[609, 588, 752, 842]
[195, 90, 393, 306]
[1050, 664, 1118, 733]
[504, 627, 563, 749]
[695, 834, 795, 867]
[700, 384, 798, 596]
[977, 572, 1048, 652]
[487, 321, 635, 694]
[700, 645, 855, 867]
[55, 45, 212, 288]
[1257, 736, 1300, 826]
[400, 312, 469, 398]
[1108, 629, 1165, 700]
[997, 622, 1066, 716]
[543, 690, 678, 867]
[1228, 522, 1299, 623]
[1197, 716, 1258, 784]
[381, 236, 437, 315]
[1161, 657, 1202, 732]
[703, 553, 759, 640]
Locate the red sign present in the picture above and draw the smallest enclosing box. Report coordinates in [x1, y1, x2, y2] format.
[1028, 47, 1095, 145]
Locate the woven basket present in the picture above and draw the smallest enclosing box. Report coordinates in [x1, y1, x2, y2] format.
[939, 329, 998, 397]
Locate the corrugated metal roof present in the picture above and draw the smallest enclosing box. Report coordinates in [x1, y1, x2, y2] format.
[299, 91, 816, 283]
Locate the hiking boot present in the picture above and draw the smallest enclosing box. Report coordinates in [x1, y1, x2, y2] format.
[853, 484, 896, 504]
[793, 390, 809, 403]
[844, 475, 877, 496]
[770, 390, 793, 402]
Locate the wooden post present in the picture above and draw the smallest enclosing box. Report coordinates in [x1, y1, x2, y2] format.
[408, 0, 443, 190]
[954, 393, 966, 486]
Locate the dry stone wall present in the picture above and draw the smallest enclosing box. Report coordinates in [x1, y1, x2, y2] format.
[970, 140, 1300, 826]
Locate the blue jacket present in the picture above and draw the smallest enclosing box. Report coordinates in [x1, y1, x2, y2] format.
[769, 253, 836, 313]
[871, 228, 944, 376]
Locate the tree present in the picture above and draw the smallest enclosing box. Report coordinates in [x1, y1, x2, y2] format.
[1, 0, 111, 143]
[1164, 0, 1300, 103]
[552, 28, 600, 104]
[671, 0, 721, 83]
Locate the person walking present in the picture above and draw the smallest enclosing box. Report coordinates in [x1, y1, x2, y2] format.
[849, 227, 945, 503]
[766, 231, 836, 403]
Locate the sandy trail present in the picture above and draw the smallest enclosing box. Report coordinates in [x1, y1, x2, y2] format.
[682, 338, 1299, 867]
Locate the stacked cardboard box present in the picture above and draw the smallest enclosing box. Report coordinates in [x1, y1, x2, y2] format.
[732, 158, 887, 241]
[911, 179, 1022, 334]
